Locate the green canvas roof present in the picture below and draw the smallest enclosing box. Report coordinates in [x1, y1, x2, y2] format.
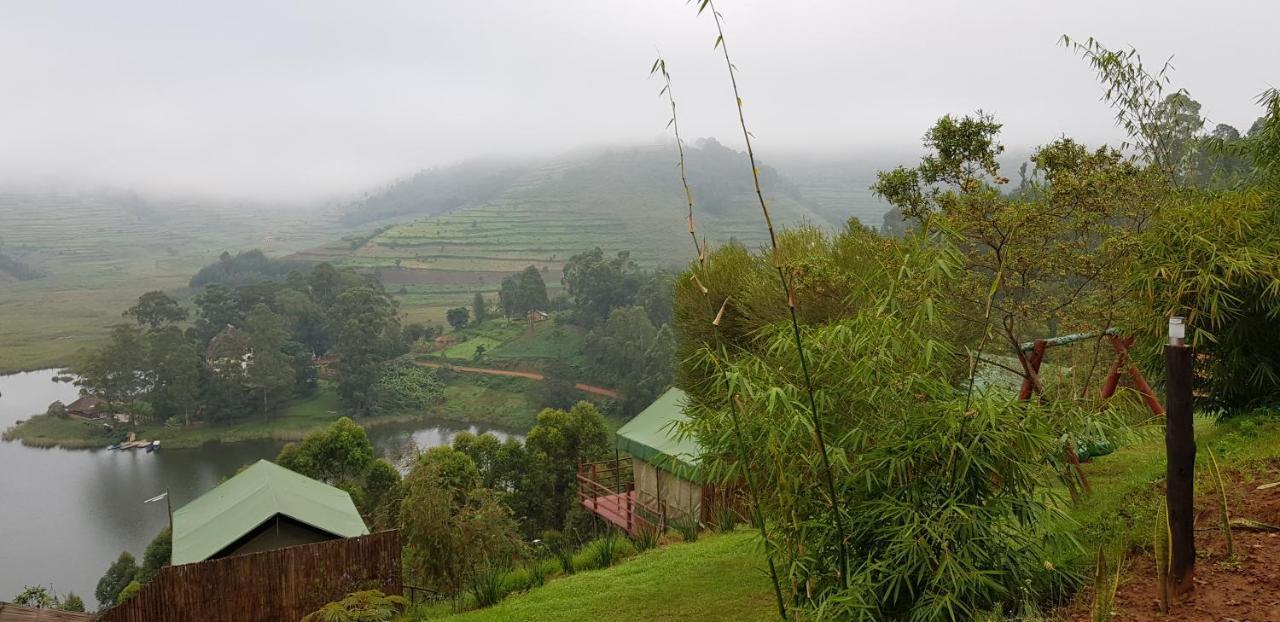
[171, 459, 368, 565]
[615, 388, 703, 481]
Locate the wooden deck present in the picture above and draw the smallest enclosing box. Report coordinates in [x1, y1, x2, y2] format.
[580, 490, 637, 532]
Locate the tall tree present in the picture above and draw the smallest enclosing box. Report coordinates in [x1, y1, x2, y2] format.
[146, 326, 201, 425]
[472, 292, 488, 324]
[123, 291, 188, 329]
[77, 324, 149, 406]
[498, 265, 549, 317]
[561, 248, 639, 324]
[244, 304, 294, 413]
[329, 287, 399, 416]
[445, 307, 470, 330]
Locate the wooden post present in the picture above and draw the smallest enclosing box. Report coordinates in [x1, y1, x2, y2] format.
[1017, 340, 1047, 400]
[1165, 339, 1195, 598]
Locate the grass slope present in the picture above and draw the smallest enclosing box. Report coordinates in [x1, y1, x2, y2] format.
[438, 532, 777, 622]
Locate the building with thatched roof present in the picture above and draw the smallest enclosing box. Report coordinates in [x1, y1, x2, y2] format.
[66, 395, 109, 419]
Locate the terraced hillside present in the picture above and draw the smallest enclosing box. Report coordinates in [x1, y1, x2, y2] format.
[777, 156, 896, 229]
[0, 189, 343, 371]
[297, 143, 832, 325]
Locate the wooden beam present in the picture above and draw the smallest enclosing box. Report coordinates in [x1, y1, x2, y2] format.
[1164, 343, 1196, 598]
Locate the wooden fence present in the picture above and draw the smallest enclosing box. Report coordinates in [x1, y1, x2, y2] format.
[100, 531, 401, 622]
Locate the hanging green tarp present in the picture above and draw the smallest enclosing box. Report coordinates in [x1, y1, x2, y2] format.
[614, 388, 703, 482]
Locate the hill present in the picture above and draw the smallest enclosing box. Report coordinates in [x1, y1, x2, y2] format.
[294, 141, 835, 325]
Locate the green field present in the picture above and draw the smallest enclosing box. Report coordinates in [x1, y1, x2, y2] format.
[0, 191, 350, 373]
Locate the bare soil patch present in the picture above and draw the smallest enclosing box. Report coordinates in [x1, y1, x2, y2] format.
[1067, 460, 1280, 621]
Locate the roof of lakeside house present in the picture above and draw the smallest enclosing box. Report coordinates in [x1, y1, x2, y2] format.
[171, 460, 368, 565]
[66, 395, 107, 414]
[614, 388, 702, 481]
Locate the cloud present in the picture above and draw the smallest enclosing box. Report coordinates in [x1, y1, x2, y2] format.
[0, 0, 1274, 201]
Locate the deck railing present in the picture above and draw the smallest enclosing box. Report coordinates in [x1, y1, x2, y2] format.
[577, 457, 678, 534]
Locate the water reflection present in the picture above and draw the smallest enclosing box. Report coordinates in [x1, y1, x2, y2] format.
[0, 370, 522, 602]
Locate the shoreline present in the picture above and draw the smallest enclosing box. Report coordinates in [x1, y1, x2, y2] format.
[2, 408, 530, 452]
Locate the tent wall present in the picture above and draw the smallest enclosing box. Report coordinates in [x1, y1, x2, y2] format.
[632, 457, 701, 520]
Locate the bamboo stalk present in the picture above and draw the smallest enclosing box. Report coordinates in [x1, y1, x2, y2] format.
[732, 394, 788, 620]
[696, 0, 849, 588]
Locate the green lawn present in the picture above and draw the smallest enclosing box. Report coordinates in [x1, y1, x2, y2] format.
[430, 532, 777, 622]
[444, 336, 505, 361]
[1054, 409, 1280, 567]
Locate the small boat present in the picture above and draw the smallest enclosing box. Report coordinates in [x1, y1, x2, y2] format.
[108, 443, 121, 451]
[146, 440, 161, 453]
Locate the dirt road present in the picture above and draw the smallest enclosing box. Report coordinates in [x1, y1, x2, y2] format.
[415, 361, 620, 399]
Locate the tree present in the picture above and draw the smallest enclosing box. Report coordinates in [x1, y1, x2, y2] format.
[61, 593, 85, 612]
[585, 306, 674, 416]
[445, 307, 470, 329]
[45, 401, 67, 417]
[472, 292, 489, 324]
[146, 326, 201, 425]
[498, 266, 549, 318]
[95, 551, 139, 610]
[77, 324, 149, 407]
[244, 304, 294, 413]
[276, 417, 376, 485]
[521, 402, 610, 531]
[561, 249, 640, 325]
[399, 454, 524, 595]
[191, 284, 244, 344]
[124, 291, 187, 329]
[138, 527, 171, 584]
[330, 287, 400, 416]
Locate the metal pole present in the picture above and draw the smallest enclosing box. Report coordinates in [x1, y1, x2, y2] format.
[1164, 316, 1195, 598]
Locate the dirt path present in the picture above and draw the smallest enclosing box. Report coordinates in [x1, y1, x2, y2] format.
[415, 361, 620, 399]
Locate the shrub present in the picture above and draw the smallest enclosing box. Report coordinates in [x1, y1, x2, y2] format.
[299, 590, 407, 622]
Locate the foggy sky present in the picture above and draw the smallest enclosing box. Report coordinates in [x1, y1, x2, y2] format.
[1, 0, 1275, 202]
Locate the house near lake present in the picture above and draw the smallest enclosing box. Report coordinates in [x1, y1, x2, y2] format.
[66, 395, 109, 419]
[99, 460, 399, 622]
[578, 388, 742, 534]
[171, 459, 368, 564]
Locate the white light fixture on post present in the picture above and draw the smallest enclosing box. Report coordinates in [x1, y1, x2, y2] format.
[1168, 316, 1186, 347]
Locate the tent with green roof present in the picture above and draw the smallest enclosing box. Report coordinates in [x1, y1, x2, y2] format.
[614, 387, 702, 482]
[171, 459, 369, 565]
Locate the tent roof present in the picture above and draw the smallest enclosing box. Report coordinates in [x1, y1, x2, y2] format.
[615, 388, 702, 481]
[171, 460, 368, 565]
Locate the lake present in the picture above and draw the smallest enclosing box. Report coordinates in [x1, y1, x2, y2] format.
[0, 369, 520, 603]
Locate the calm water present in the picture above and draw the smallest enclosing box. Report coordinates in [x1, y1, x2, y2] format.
[0, 369, 518, 602]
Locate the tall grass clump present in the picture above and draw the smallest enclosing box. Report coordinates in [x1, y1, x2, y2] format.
[467, 561, 509, 609]
[1089, 548, 1123, 622]
[673, 512, 700, 543]
[631, 522, 661, 552]
[1206, 445, 1235, 557]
